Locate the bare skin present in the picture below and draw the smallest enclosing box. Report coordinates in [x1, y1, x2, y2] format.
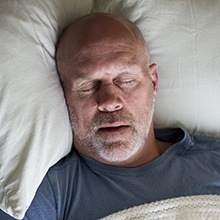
[56, 13, 171, 168]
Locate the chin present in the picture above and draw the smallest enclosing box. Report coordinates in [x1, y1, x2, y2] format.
[97, 140, 143, 165]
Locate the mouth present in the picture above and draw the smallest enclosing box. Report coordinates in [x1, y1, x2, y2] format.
[98, 122, 130, 133]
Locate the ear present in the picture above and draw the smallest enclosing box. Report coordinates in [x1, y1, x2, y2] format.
[149, 63, 158, 94]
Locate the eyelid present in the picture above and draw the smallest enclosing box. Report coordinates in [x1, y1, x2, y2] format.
[114, 73, 136, 83]
[77, 80, 100, 93]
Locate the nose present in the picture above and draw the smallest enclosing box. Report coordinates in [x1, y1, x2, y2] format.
[97, 84, 123, 112]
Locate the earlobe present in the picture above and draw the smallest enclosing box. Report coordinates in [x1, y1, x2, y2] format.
[149, 63, 158, 93]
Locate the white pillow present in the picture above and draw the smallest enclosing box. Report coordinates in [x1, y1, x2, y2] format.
[1, 0, 220, 219]
[0, 0, 92, 218]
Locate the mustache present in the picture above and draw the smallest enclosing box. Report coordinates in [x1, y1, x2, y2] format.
[93, 112, 134, 127]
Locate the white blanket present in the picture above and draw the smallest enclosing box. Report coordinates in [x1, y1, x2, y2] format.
[101, 195, 220, 220]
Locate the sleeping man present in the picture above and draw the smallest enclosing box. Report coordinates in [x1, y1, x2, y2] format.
[1, 12, 220, 220]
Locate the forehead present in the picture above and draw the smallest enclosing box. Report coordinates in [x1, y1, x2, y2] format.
[65, 38, 145, 77]
[74, 63, 142, 81]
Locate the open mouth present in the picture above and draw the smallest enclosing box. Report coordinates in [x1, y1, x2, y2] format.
[99, 125, 129, 133]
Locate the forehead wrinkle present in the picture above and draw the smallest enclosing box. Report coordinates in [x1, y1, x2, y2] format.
[71, 62, 142, 83]
[69, 41, 141, 71]
[71, 56, 140, 77]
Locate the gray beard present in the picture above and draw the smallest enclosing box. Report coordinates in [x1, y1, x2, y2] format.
[69, 97, 155, 163]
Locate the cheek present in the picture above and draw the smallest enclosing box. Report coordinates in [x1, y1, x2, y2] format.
[68, 98, 97, 126]
[126, 88, 147, 105]
[125, 85, 155, 114]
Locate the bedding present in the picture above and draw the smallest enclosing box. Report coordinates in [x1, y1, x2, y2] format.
[1, 0, 220, 219]
[101, 195, 220, 220]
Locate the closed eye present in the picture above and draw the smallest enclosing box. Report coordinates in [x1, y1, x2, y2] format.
[77, 80, 100, 94]
[80, 87, 95, 93]
[121, 80, 135, 84]
[115, 77, 138, 90]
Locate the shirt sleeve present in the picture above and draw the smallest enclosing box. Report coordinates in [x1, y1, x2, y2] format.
[0, 210, 16, 220]
[23, 174, 57, 220]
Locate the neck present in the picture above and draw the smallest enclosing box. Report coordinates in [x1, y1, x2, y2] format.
[119, 125, 172, 168]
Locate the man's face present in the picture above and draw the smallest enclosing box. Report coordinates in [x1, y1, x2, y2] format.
[57, 14, 158, 167]
[62, 39, 158, 166]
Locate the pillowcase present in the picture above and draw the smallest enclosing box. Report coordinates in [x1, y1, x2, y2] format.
[0, 0, 92, 218]
[1, 0, 220, 219]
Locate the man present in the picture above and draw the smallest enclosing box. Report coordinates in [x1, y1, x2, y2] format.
[1, 12, 220, 220]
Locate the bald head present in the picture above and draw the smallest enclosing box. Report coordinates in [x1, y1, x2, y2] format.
[56, 13, 149, 80]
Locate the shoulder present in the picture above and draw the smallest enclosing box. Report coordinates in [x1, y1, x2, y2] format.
[41, 150, 85, 189]
[157, 127, 220, 152]
[157, 127, 220, 159]
[48, 149, 81, 174]
[24, 151, 83, 219]
[181, 133, 220, 168]
[190, 134, 220, 151]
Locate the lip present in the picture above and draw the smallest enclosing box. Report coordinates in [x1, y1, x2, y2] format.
[98, 122, 130, 133]
[99, 122, 128, 128]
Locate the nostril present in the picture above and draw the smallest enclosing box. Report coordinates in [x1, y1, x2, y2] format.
[115, 103, 122, 110]
[98, 101, 123, 112]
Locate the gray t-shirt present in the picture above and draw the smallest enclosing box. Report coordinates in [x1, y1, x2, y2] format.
[1, 128, 220, 220]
